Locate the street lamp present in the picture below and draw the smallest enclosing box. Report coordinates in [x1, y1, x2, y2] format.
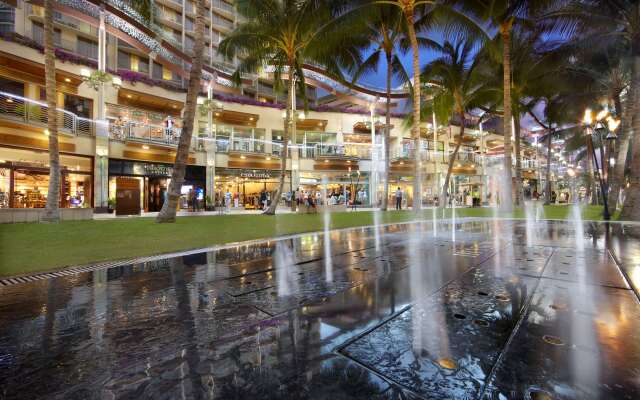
[582, 108, 619, 220]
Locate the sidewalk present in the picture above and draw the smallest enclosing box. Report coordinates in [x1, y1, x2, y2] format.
[93, 206, 382, 219]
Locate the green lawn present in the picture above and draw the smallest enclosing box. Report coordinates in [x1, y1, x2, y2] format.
[0, 205, 613, 277]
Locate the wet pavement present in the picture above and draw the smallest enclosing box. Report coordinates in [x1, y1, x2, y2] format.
[1, 218, 640, 399]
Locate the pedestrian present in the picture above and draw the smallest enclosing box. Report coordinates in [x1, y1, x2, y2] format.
[224, 190, 232, 212]
[260, 190, 267, 210]
[395, 187, 402, 210]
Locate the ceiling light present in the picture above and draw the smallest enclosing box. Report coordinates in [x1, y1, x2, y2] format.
[240, 155, 246, 159]
[64, 78, 71, 83]
[324, 159, 329, 163]
[142, 145, 149, 149]
[44, 129, 49, 136]
[266, 157, 271, 161]
[127, 94, 132, 98]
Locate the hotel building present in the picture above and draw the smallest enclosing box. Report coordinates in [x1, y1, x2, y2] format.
[0, 0, 547, 215]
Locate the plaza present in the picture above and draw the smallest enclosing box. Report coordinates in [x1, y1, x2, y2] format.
[1, 219, 640, 399]
[2, 0, 640, 398]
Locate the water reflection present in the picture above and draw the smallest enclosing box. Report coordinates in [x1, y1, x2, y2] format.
[1, 220, 639, 399]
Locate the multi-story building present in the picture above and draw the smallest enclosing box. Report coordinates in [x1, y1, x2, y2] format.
[0, 0, 547, 215]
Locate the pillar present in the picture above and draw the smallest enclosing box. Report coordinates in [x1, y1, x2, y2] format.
[94, 9, 109, 209]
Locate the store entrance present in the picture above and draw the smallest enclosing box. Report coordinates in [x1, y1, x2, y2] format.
[147, 177, 167, 212]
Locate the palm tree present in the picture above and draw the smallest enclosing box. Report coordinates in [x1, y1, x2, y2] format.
[463, 0, 563, 212]
[350, 5, 411, 211]
[542, 0, 639, 219]
[422, 40, 495, 206]
[42, 0, 60, 223]
[156, 0, 206, 223]
[219, 0, 365, 215]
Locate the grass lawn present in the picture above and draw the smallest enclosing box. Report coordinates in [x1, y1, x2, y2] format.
[0, 205, 613, 277]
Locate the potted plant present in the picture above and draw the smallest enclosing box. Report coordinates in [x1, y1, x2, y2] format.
[205, 195, 214, 211]
[107, 197, 116, 213]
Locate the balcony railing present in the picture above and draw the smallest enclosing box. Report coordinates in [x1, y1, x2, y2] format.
[109, 121, 182, 146]
[212, 0, 234, 14]
[0, 91, 95, 136]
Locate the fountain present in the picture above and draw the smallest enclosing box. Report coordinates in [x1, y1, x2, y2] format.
[322, 176, 333, 282]
[275, 241, 298, 297]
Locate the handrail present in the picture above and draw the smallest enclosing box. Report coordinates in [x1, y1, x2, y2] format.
[0, 91, 95, 136]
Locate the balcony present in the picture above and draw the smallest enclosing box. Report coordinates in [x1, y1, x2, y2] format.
[212, 14, 233, 31]
[109, 121, 182, 147]
[0, 91, 95, 136]
[212, 0, 234, 16]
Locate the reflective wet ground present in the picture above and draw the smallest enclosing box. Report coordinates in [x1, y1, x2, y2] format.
[1, 219, 640, 399]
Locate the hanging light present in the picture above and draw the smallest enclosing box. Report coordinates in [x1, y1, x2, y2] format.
[583, 109, 593, 125]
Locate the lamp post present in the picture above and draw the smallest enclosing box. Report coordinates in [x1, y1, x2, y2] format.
[583, 109, 619, 220]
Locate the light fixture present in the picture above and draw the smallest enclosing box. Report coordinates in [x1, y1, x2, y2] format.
[249, 117, 254, 121]
[298, 112, 305, 120]
[0, 160, 5, 163]
[142, 145, 149, 149]
[567, 168, 575, 177]
[64, 78, 71, 83]
[324, 159, 329, 163]
[610, 157, 616, 166]
[172, 105, 177, 109]
[127, 94, 132, 98]
[583, 109, 592, 125]
[607, 116, 620, 133]
[44, 129, 49, 136]
[596, 109, 609, 121]
[240, 155, 246, 159]
[6, 98, 12, 103]
[266, 157, 271, 161]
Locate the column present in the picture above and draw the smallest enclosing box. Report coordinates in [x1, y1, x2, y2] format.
[480, 121, 487, 204]
[205, 84, 215, 209]
[432, 112, 439, 201]
[369, 103, 377, 207]
[290, 77, 300, 204]
[94, 9, 109, 210]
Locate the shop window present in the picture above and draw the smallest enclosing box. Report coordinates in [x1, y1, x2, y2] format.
[0, 167, 9, 208]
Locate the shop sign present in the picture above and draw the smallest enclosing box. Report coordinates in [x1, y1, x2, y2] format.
[132, 162, 173, 177]
[239, 170, 275, 179]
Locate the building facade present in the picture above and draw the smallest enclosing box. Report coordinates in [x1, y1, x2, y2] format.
[0, 0, 548, 215]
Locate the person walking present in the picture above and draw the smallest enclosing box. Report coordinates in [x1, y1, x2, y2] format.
[395, 187, 402, 210]
[260, 190, 267, 210]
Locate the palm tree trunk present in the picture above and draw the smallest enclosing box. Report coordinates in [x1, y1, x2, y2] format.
[514, 115, 524, 205]
[42, 0, 60, 223]
[621, 41, 640, 221]
[264, 68, 293, 215]
[544, 129, 552, 205]
[404, 7, 422, 211]
[587, 138, 598, 205]
[156, 0, 206, 223]
[441, 113, 465, 205]
[608, 93, 629, 210]
[381, 51, 392, 211]
[500, 21, 514, 212]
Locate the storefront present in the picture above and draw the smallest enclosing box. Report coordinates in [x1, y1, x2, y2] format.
[108, 159, 205, 215]
[0, 147, 93, 209]
[215, 168, 288, 209]
[298, 171, 369, 205]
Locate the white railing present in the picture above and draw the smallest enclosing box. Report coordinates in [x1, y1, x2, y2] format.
[0, 91, 95, 136]
[212, 0, 234, 14]
[109, 121, 182, 146]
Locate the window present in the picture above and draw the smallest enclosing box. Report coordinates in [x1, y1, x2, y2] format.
[0, 77, 24, 97]
[0, 5, 14, 34]
[31, 22, 61, 46]
[118, 50, 131, 70]
[77, 37, 98, 60]
[152, 63, 163, 80]
[64, 94, 92, 119]
[185, 17, 194, 32]
[138, 57, 149, 74]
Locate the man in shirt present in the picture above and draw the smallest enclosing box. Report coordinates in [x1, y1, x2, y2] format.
[395, 187, 402, 210]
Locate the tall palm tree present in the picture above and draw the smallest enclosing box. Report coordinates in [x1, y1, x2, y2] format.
[156, 0, 206, 223]
[350, 5, 412, 211]
[219, 0, 364, 215]
[42, 0, 60, 223]
[422, 40, 495, 206]
[464, 0, 562, 212]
